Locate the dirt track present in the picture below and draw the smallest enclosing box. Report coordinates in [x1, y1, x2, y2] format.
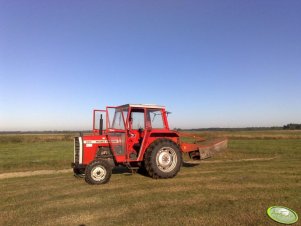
[196, 156, 277, 163]
[0, 169, 72, 180]
[0, 157, 276, 180]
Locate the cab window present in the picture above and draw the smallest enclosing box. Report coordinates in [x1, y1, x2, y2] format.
[147, 109, 165, 129]
[131, 110, 145, 130]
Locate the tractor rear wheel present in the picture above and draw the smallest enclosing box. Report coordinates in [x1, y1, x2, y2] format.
[85, 160, 112, 185]
[144, 139, 182, 179]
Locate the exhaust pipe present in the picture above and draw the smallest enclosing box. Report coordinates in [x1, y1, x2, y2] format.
[99, 114, 103, 135]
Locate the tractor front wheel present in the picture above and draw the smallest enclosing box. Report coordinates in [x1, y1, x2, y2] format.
[144, 139, 182, 179]
[85, 160, 112, 185]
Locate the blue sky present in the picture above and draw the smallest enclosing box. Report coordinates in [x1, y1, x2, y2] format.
[1, 0, 300, 131]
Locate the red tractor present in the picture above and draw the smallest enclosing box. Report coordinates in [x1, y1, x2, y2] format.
[71, 104, 227, 184]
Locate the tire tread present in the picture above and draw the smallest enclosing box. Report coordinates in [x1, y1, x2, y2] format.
[85, 160, 112, 185]
[144, 138, 182, 179]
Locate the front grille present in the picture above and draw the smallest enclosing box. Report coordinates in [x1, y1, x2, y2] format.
[74, 137, 80, 163]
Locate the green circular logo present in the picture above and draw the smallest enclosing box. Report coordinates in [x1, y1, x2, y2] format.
[267, 206, 298, 224]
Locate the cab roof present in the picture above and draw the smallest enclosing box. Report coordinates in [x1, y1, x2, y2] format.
[117, 104, 165, 109]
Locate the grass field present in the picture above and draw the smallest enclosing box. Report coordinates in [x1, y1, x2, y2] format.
[0, 134, 75, 172]
[1, 131, 301, 225]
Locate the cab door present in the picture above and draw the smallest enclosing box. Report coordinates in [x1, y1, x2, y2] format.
[106, 107, 127, 162]
[127, 108, 147, 161]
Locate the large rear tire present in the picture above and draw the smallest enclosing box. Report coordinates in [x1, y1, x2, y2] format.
[144, 139, 182, 179]
[85, 160, 112, 185]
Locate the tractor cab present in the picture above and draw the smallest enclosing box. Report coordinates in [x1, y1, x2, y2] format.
[105, 104, 174, 162]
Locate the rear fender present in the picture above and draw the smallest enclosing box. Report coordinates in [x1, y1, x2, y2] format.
[137, 131, 180, 161]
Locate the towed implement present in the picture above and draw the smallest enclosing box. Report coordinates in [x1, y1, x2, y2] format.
[71, 104, 227, 184]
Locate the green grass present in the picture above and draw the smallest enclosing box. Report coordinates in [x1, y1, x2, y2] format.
[0, 133, 76, 143]
[1, 132, 301, 225]
[182, 130, 301, 140]
[0, 134, 74, 172]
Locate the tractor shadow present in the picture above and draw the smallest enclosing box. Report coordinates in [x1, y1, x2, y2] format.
[111, 162, 201, 178]
[112, 166, 133, 176]
[112, 166, 150, 177]
[182, 161, 200, 168]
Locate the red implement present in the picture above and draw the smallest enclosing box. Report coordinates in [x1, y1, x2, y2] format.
[181, 138, 228, 160]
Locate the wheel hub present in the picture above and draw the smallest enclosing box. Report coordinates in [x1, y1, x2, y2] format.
[156, 147, 178, 172]
[158, 152, 171, 166]
[91, 166, 106, 181]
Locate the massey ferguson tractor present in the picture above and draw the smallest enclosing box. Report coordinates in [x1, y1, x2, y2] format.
[71, 104, 227, 184]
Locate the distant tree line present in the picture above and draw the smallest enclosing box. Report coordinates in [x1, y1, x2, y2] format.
[173, 127, 283, 131]
[0, 130, 87, 134]
[2, 124, 301, 134]
[283, 124, 301, 130]
[174, 125, 301, 131]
